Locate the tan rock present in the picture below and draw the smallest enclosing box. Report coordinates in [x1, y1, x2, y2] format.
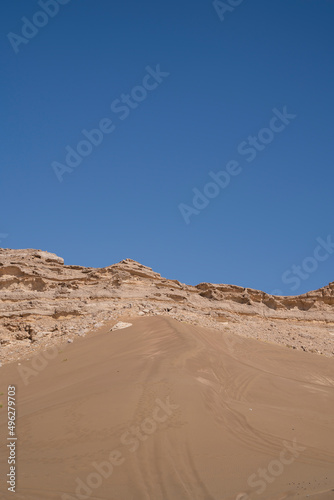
[0, 247, 333, 364]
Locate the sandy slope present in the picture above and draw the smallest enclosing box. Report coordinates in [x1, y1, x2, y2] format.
[0, 316, 333, 500]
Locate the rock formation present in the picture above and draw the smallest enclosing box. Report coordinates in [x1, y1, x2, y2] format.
[0, 248, 333, 364]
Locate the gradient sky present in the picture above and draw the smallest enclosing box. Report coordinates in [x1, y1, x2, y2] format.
[1, 0, 334, 295]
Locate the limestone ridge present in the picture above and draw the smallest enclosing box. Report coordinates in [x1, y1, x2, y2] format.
[0, 248, 333, 362]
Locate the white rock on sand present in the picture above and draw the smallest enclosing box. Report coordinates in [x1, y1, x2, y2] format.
[110, 321, 133, 331]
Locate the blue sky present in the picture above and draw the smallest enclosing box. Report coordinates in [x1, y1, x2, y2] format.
[1, 0, 334, 295]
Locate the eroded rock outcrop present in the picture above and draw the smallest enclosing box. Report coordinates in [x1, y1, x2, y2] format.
[0, 248, 333, 363]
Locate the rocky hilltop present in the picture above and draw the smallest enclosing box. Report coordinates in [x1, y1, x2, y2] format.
[0, 248, 333, 364]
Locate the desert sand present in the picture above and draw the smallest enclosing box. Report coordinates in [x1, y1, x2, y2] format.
[0, 316, 333, 499]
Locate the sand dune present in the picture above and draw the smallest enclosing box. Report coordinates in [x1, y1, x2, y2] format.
[0, 316, 333, 499]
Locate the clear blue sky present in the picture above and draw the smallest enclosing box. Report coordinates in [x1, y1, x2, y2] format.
[1, 0, 334, 296]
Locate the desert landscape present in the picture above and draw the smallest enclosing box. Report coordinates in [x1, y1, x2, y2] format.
[3, 0, 334, 497]
[0, 249, 333, 499]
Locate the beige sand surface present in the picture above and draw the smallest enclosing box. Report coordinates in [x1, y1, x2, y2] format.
[0, 316, 333, 499]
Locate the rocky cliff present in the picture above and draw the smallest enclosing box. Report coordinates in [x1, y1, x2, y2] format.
[0, 248, 333, 364]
